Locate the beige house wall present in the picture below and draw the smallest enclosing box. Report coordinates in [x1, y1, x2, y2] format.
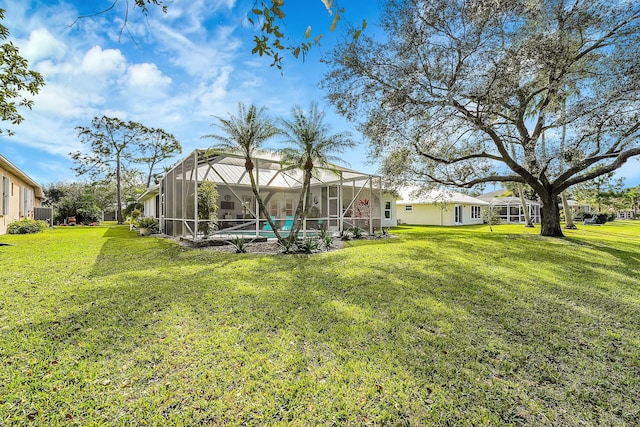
[0, 162, 43, 235]
[398, 203, 484, 226]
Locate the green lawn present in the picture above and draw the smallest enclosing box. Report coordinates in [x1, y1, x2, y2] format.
[1, 222, 639, 426]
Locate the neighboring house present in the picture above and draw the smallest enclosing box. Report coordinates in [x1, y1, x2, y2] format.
[0, 153, 44, 234]
[477, 190, 541, 224]
[138, 184, 160, 221]
[396, 187, 489, 226]
[562, 199, 591, 220]
[139, 149, 397, 240]
[615, 210, 637, 220]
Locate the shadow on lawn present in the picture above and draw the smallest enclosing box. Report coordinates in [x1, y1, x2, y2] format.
[563, 236, 640, 270]
[6, 225, 639, 425]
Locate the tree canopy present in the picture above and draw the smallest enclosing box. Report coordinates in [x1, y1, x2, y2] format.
[71, 116, 179, 224]
[0, 8, 45, 135]
[136, 127, 181, 188]
[325, 0, 640, 237]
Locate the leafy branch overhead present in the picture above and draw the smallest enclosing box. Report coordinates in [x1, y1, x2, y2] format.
[0, 8, 45, 136]
[71, 1, 363, 69]
[248, 1, 365, 69]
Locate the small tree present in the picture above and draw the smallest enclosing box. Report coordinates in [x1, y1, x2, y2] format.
[197, 180, 218, 237]
[482, 205, 501, 233]
[71, 116, 145, 224]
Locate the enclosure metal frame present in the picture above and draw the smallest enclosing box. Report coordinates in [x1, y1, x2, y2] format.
[160, 149, 384, 241]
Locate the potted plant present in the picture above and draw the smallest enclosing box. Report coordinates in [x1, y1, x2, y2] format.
[136, 217, 158, 236]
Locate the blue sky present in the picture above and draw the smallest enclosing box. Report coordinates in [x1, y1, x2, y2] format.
[1, 0, 639, 189]
[0, 0, 381, 185]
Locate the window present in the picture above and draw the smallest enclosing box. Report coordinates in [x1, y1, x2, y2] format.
[404, 205, 413, 211]
[384, 201, 391, 219]
[454, 205, 462, 223]
[284, 199, 294, 216]
[21, 187, 34, 217]
[1, 176, 9, 216]
[471, 205, 481, 219]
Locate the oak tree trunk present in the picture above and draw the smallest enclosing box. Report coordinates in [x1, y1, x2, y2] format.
[539, 193, 564, 237]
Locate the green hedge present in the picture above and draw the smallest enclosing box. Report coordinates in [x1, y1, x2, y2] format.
[7, 218, 50, 234]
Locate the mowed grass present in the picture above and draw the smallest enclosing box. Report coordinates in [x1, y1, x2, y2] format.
[1, 222, 639, 426]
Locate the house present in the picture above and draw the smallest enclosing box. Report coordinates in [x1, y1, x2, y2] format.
[0, 153, 44, 234]
[615, 210, 636, 220]
[562, 199, 591, 220]
[476, 190, 541, 224]
[138, 184, 160, 221]
[139, 149, 397, 240]
[396, 187, 489, 226]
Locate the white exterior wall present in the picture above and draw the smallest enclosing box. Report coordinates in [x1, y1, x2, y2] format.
[398, 203, 484, 226]
[143, 197, 157, 219]
[381, 193, 397, 228]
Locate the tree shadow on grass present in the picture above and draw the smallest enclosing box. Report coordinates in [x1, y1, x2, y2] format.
[563, 236, 640, 270]
[4, 225, 640, 425]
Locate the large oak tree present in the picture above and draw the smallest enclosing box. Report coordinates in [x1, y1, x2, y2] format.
[324, 0, 640, 237]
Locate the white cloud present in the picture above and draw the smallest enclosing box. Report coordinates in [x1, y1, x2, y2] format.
[21, 28, 67, 62]
[125, 63, 172, 89]
[31, 83, 103, 117]
[81, 46, 127, 76]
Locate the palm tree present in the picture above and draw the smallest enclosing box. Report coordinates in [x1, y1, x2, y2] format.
[279, 102, 355, 241]
[202, 103, 284, 242]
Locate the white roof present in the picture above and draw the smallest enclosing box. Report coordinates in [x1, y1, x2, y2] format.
[476, 195, 540, 206]
[397, 186, 489, 205]
[167, 149, 378, 189]
[138, 184, 159, 202]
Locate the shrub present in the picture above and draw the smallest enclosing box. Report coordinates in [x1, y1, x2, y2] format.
[136, 217, 158, 233]
[322, 235, 334, 250]
[351, 227, 364, 239]
[298, 238, 320, 254]
[595, 213, 609, 224]
[230, 237, 250, 253]
[7, 218, 49, 234]
[278, 238, 297, 254]
[54, 195, 102, 225]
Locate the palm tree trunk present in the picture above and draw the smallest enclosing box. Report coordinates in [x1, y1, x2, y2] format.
[288, 169, 312, 242]
[558, 97, 576, 230]
[247, 164, 283, 242]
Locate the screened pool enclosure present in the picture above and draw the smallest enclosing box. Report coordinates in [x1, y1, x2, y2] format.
[156, 149, 392, 241]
